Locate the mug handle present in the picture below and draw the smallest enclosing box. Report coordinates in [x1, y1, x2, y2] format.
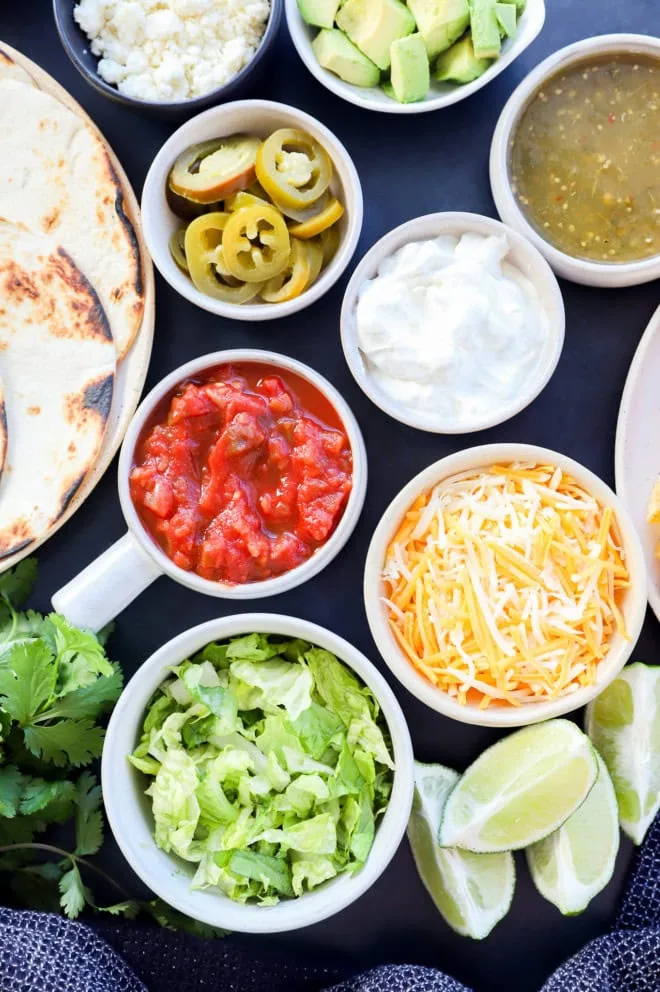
[51, 532, 163, 632]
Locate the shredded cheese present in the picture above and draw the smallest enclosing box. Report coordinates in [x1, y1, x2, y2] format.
[383, 463, 630, 708]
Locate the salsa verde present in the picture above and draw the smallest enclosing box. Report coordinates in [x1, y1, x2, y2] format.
[509, 54, 660, 262]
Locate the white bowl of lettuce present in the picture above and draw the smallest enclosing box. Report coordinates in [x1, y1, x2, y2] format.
[102, 614, 414, 933]
[286, 0, 545, 112]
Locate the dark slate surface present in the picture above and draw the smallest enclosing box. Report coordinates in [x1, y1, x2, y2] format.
[1, 1, 659, 990]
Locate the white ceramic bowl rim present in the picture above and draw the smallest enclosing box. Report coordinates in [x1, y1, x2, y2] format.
[101, 613, 415, 933]
[285, 0, 546, 114]
[340, 212, 565, 434]
[117, 349, 367, 599]
[141, 100, 363, 320]
[364, 442, 648, 728]
[490, 34, 660, 285]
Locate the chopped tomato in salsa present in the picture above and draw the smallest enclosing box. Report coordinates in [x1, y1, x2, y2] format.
[129, 363, 353, 584]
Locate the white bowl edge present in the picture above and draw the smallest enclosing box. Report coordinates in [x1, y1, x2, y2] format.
[141, 100, 363, 320]
[489, 33, 660, 288]
[340, 212, 565, 434]
[102, 614, 415, 933]
[285, 0, 545, 114]
[364, 442, 648, 728]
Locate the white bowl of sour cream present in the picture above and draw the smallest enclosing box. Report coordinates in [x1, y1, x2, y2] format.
[340, 212, 565, 434]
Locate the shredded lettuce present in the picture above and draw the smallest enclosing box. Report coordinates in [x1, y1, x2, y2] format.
[131, 634, 394, 904]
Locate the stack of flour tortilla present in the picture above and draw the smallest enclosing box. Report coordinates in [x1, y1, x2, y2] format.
[0, 47, 144, 559]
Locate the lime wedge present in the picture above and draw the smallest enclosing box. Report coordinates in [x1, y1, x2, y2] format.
[586, 662, 660, 845]
[439, 720, 599, 852]
[526, 752, 619, 914]
[408, 761, 515, 939]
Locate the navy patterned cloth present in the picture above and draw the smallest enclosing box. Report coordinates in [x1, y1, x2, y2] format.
[3, 816, 660, 992]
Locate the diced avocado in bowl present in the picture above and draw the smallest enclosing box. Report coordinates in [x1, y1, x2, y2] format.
[495, 2, 517, 37]
[434, 33, 491, 82]
[405, 0, 468, 60]
[294, 0, 535, 106]
[312, 28, 381, 86]
[390, 33, 430, 101]
[470, 0, 502, 58]
[336, 0, 415, 71]
[297, 0, 343, 28]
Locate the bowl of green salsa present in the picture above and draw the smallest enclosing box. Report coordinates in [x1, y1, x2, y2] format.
[490, 34, 660, 287]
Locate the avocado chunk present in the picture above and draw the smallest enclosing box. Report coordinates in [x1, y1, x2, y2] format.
[336, 0, 415, 71]
[390, 33, 430, 101]
[381, 78, 396, 98]
[312, 28, 382, 85]
[494, 1, 516, 37]
[498, 0, 526, 10]
[470, 0, 501, 58]
[434, 32, 491, 82]
[406, 0, 469, 59]
[298, 0, 342, 28]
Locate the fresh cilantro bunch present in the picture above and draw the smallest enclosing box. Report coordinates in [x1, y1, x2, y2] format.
[0, 560, 225, 938]
[0, 559, 123, 915]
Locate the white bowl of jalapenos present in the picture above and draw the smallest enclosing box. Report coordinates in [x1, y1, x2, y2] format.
[141, 99, 363, 319]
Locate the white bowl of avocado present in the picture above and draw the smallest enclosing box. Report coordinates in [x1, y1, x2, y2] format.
[286, 0, 545, 112]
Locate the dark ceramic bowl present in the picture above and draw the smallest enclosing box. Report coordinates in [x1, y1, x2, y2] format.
[52, 0, 283, 118]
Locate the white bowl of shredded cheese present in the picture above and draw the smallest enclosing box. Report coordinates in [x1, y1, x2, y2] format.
[341, 212, 565, 434]
[364, 443, 647, 728]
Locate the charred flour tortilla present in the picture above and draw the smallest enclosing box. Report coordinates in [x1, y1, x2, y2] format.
[0, 223, 116, 558]
[0, 77, 143, 360]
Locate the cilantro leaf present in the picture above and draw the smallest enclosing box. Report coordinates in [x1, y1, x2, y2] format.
[34, 666, 123, 723]
[0, 642, 56, 724]
[97, 900, 140, 918]
[0, 559, 37, 608]
[59, 864, 92, 919]
[0, 610, 49, 655]
[0, 764, 23, 817]
[22, 861, 64, 882]
[74, 772, 103, 856]
[19, 777, 76, 821]
[47, 615, 114, 691]
[0, 812, 48, 846]
[23, 720, 104, 767]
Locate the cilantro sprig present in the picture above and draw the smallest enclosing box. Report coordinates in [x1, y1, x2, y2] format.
[0, 559, 225, 939]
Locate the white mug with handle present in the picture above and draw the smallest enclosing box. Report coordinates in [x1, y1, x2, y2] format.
[52, 349, 368, 631]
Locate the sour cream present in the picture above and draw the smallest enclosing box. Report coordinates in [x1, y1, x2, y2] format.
[355, 233, 549, 428]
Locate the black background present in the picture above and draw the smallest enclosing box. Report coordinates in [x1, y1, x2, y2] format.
[1, 1, 660, 990]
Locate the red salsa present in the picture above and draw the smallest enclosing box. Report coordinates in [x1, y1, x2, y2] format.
[129, 363, 353, 584]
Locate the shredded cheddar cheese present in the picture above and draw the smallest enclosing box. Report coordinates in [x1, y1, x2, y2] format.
[382, 463, 630, 709]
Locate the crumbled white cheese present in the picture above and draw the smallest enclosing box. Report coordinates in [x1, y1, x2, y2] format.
[74, 0, 270, 102]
